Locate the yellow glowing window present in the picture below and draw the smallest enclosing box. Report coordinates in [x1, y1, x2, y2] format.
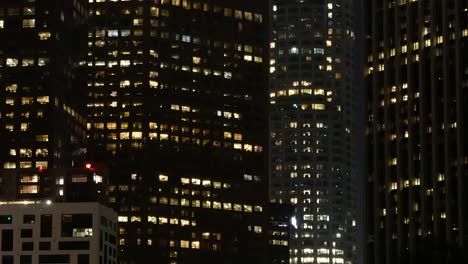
[202, 201, 211, 208]
[234, 204, 242, 211]
[131, 132, 142, 139]
[36, 135, 49, 142]
[311, 104, 325, 110]
[19, 185, 38, 194]
[107, 123, 117, 130]
[37, 96, 49, 104]
[180, 240, 189, 248]
[22, 19, 35, 28]
[192, 200, 200, 207]
[213, 202, 221, 209]
[148, 216, 157, 224]
[223, 132, 232, 139]
[119, 132, 129, 139]
[159, 174, 169, 182]
[202, 180, 211, 187]
[193, 57, 201, 64]
[181, 178, 190, 185]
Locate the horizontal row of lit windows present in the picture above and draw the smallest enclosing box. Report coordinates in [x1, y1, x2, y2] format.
[4, 96, 49, 105]
[115, 195, 262, 213]
[270, 88, 331, 97]
[0, 18, 35, 28]
[88, 61, 238, 79]
[89, 1, 263, 24]
[8, 148, 48, 157]
[3, 161, 48, 169]
[1, 57, 49, 67]
[119, 238, 222, 251]
[270, 239, 288, 246]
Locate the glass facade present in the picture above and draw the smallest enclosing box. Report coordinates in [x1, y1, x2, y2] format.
[86, 0, 270, 263]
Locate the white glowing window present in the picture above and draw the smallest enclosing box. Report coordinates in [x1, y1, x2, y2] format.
[108, 30, 118, 37]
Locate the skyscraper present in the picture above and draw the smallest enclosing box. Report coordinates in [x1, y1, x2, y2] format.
[0, 0, 88, 170]
[85, 0, 270, 263]
[365, 0, 468, 263]
[269, 0, 357, 263]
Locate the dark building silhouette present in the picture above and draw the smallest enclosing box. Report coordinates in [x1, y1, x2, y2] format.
[85, 0, 271, 263]
[365, 0, 468, 263]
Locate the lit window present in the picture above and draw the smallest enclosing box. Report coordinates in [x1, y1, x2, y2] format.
[180, 240, 189, 248]
[36, 135, 49, 142]
[36, 161, 48, 169]
[22, 19, 35, 28]
[130, 216, 141, 222]
[3, 162, 16, 169]
[38, 32, 51, 40]
[120, 60, 130, 67]
[0, 20, 4, 29]
[20, 161, 32, 168]
[311, 104, 325, 110]
[191, 241, 200, 249]
[118, 216, 128, 223]
[37, 96, 49, 104]
[6, 58, 18, 67]
[38, 57, 49, 66]
[24, 7, 35, 15]
[213, 202, 221, 209]
[108, 30, 118, 37]
[148, 216, 157, 224]
[159, 174, 169, 182]
[20, 185, 38, 194]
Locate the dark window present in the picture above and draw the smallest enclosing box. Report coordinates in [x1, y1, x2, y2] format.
[61, 214, 93, 237]
[2, 256, 13, 264]
[21, 229, 33, 238]
[40, 214, 52, 237]
[39, 255, 70, 263]
[0, 215, 12, 224]
[23, 215, 35, 224]
[100, 216, 107, 227]
[39, 241, 51, 250]
[22, 242, 34, 251]
[1, 229, 13, 251]
[78, 254, 89, 264]
[58, 241, 90, 250]
[20, 255, 32, 264]
[108, 234, 116, 244]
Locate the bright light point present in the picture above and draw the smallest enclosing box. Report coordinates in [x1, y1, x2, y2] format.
[85, 163, 92, 169]
[45, 200, 52, 205]
[291, 216, 298, 229]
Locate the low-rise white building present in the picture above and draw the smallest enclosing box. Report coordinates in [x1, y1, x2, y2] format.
[0, 201, 117, 264]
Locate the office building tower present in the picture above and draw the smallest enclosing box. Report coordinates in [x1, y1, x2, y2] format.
[0, 0, 88, 171]
[365, 0, 468, 263]
[267, 203, 294, 264]
[0, 202, 117, 264]
[0, 165, 107, 203]
[86, 0, 270, 263]
[269, 0, 357, 263]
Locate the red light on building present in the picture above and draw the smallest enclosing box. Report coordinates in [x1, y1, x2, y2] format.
[85, 163, 92, 169]
[38, 166, 45, 173]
